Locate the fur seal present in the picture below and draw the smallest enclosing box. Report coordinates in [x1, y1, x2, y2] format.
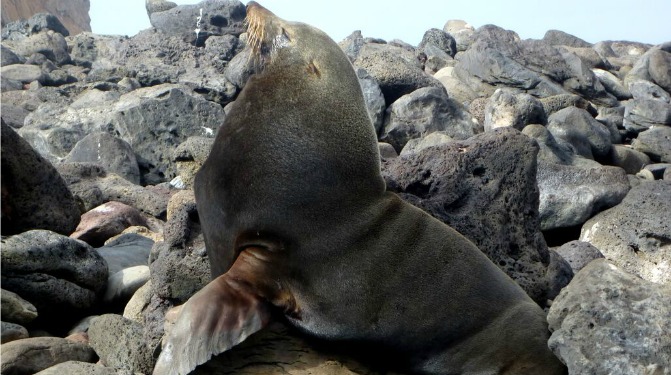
[153, 2, 567, 374]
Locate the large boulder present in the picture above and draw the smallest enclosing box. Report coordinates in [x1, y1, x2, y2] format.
[546, 107, 616, 162]
[353, 41, 443, 105]
[1, 119, 80, 236]
[88, 314, 155, 374]
[483, 88, 546, 131]
[148, 0, 246, 45]
[379, 86, 476, 152]
[632, 125, 671, 163]
[1, 2, 91, 36]
[580, 180, 671, 283]
[0, 230, 108, 320]
[537, 161, 630, 231]
[383, 127, 569, 304]
[548, 259, 671, 375]
[64, 132, 141, 185]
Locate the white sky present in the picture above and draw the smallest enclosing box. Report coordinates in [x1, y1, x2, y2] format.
[90, 0, 671, 46]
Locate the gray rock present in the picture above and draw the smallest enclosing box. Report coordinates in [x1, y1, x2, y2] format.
[592, 68, 632, 100]
[223, 47, 254, 89]
[553, 240, 604, 273]
[1, 120, 80, 235]
[632, 126, 671, 162]
[148, 0, 246, 45]
[1, 321, 29, 344]
[1, 12, 71, 40]
[608, 144, 651, 174]
[443, 19, 475, 52]
[422, 43, 453, 74]
[559, 46, 610, 70]
[10, 31, 71, 65]
[595, 105, 625, 137]
[34, 361, 120, 375]
[1, 230, 108, 316]
[380, 86, 476, 152]
[382, 127, 565, 304]
[522, 124, 578, 166]
[543, 30, 592, 48]
[56, 163, 170, 218]
[418, 28, 456, 57]
[434, 66, 481, 105]
[547, 107, 614, 162]
[0, 64, 44, 83]
[1, 45, 24, 66]
[540, 93, 597, 117]
[641, 163, 671, 179]
[400, 132, 454, 156]
[0, 337, 97, 375]
[548, 259, 671, 375]
[648, 48, 671, 93]
[353, 42, 443, 105]
[123, 281, 152, 324]
[173, 136, 214, 189]
[1, 75, 24, 92]
[377, 142, 398, 159]
[624, 99, 671, 134]
[580, 180, 671, 283]
[1, 289, 38, 325]
[88, 314, 155, 374]
[537, 162, 630, 230]
[65, 132, 140, 185]
[70, 202, 149, 247]
[628, 79, 671, 102]
[103, 266, 150, 306]
[484, 88, 546, 131]
[110, 84, 225, 183]
[97, 233, 154, 275]
[146, 0, 177, 14]
[355, 68, 386, 133]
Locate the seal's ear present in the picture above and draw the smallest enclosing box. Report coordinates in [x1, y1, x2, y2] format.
[152, 274, 271, 375]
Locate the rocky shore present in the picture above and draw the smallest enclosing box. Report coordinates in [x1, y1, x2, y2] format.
[1, 1, 670, 374]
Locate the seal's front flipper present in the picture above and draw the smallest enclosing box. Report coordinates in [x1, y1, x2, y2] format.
[152, 274, 271, 375]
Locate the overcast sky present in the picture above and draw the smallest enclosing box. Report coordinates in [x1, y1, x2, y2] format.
[90, 0, 670, 46]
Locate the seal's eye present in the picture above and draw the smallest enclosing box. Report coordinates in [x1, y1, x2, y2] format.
[273, 27, 291, 50]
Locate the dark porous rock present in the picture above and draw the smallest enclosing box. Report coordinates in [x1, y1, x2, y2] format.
[145, 191, 209, 346]
[1, 12, 70, 41]
[539, 93, 597, 117]
[111, 84, 224, 183]
[70, 202, 149, 248]
[33, 361, 119, 375]
[380, 86, 476, 152]
[88, 314, 155, 374]
[624, 99, 671, 134]
[0, 63, 44, 83]
[173, 136, 215, 189]
[547, 107, 614, 162]
[484, 88, 546, 131]
[628, 79, 671, 102]
[1, 120, 80, 236]
[553, 240, 604, 273]
[98, 233, 153, 276]
[1, 230, 108, 322]
[543, 30, 592, 48]
[548, 259, 671, 375]
[537, 161, 630, 231]
[609, 144, 651, 174]
[580, 180, 671, 283]
[1, 45, 25, 66]
[0, 337, 96, 375]
[149, 0, 246, 45]
[400, 132, 454, 157]
[418, 28, 456, 58]
[1, 321, 29, 344]
[65, 132, 141, 185]
[356, 67, 386, 134]
[56, 162, 170, 219]
[592, 68, 632, 100]
[353, 42, 443, 105]
[648, 48, 671, 93]
[382, 127, 565, 304]
[1, 289, 38, 325]
[443, 19, 475, 52]
[632, 125, 671, 163]
[9, 30, 71, 66]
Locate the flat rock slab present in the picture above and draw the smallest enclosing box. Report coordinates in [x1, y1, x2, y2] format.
[548, 259, 671, 375]
[0, 336, 96, 375]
